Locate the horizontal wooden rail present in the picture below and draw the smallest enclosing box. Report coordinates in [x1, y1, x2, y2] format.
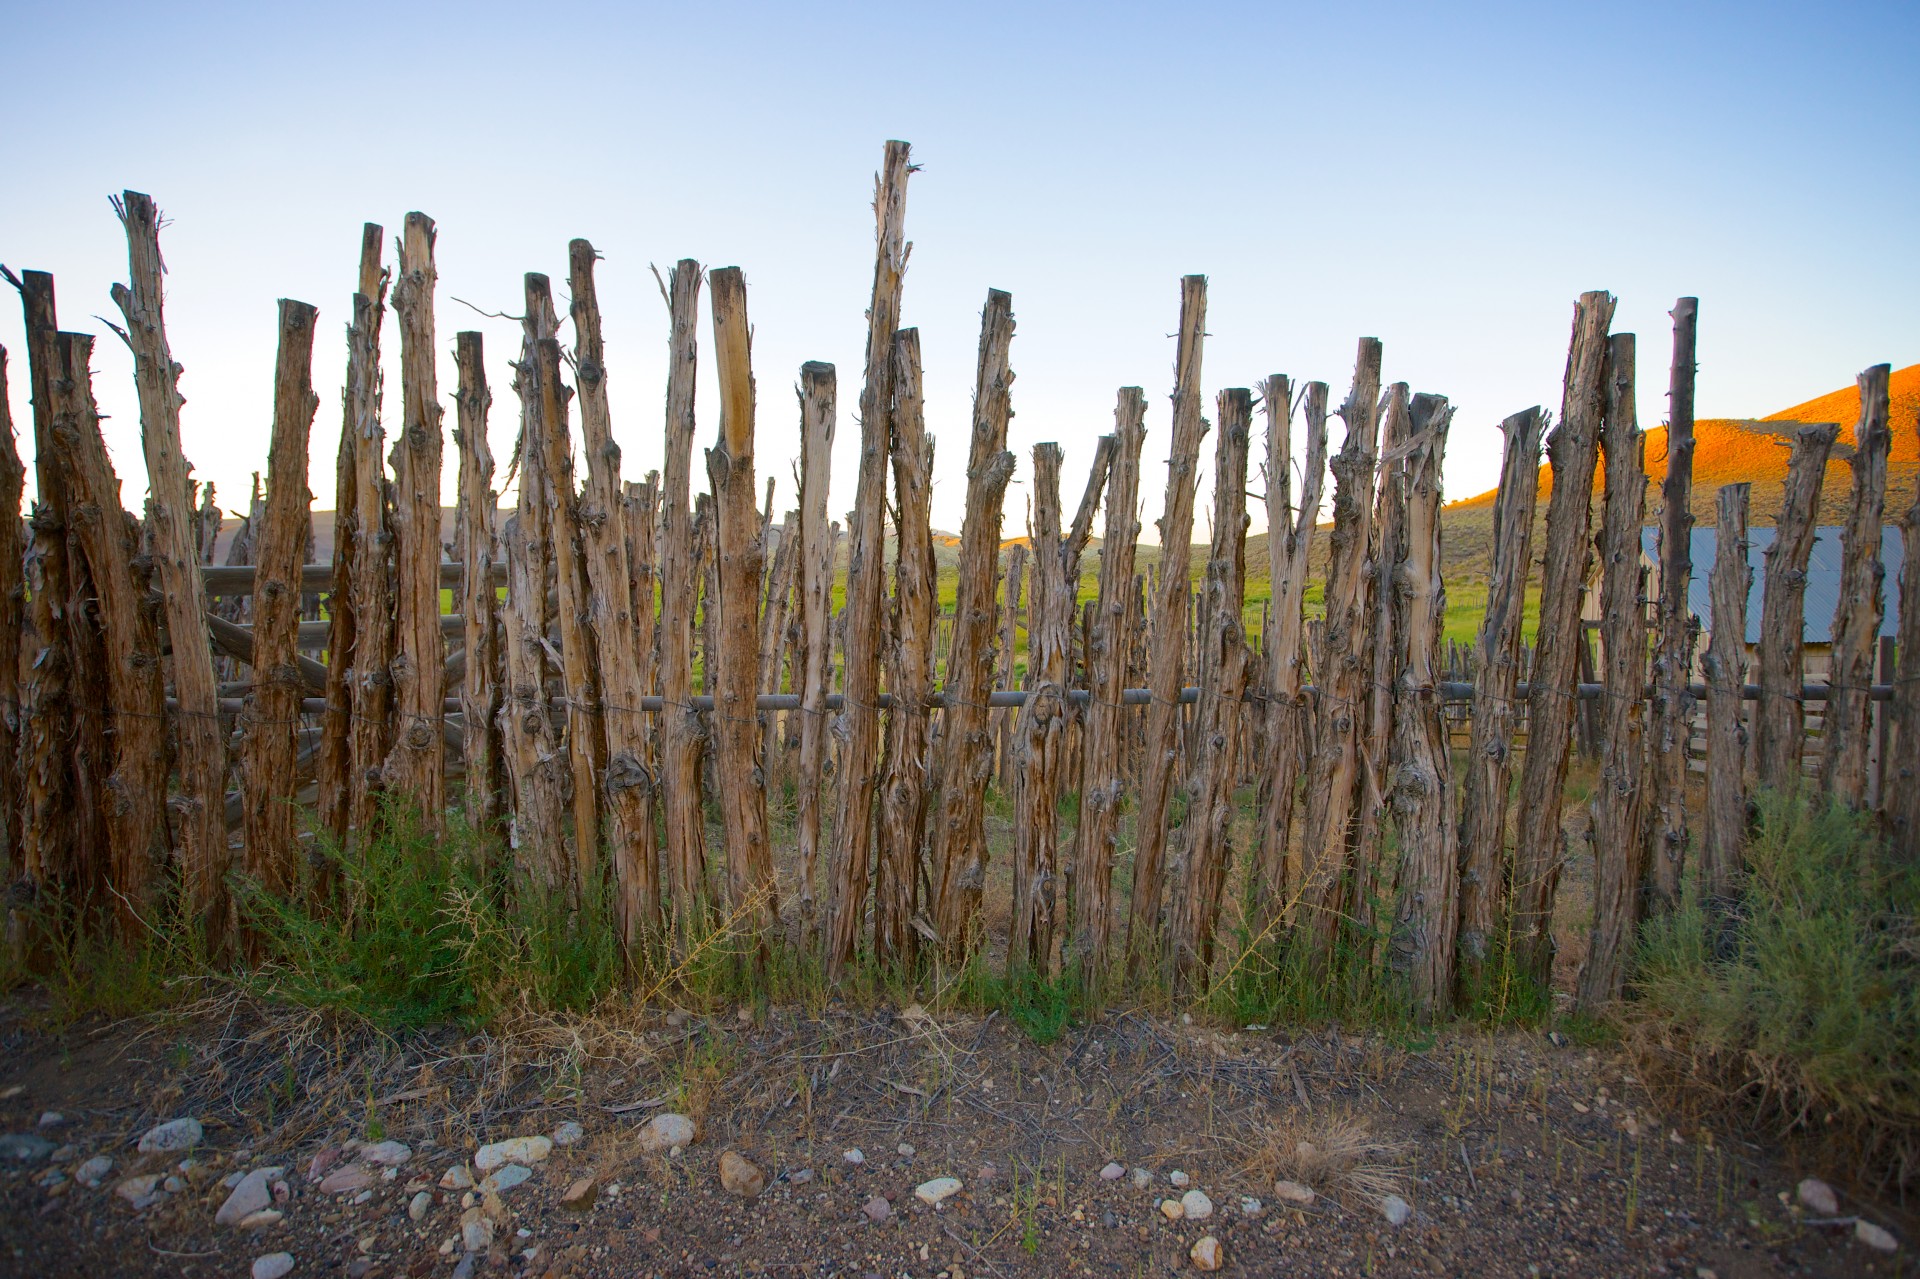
[201, 561, 498, 595]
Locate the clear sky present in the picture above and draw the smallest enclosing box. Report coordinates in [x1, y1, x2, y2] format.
[3, 0, 1915, 543]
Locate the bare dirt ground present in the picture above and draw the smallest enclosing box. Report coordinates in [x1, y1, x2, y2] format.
[0, 992, 1908, 1278]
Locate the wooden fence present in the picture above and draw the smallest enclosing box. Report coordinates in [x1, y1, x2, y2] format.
[2, 142, 1915, 1016]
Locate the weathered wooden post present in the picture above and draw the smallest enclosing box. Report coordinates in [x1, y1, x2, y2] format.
[1886, 416, 1920, 857]
[1171, 387, 1252, 991]
[454, 331, 501, 834]
[1073, 389, 1146, 980]
[1010, 443, 1070, 972]
[928, 290, 1017, 956]
[241, 300, 321, 900]
[1126, 275, 1209, 969]
[879, 330, 935, 965]
[344, 250, 393, 851]
[1646, 299, 1698, 911]
[795, 362, 836, 932]
[1253, 376, 1329, 934]
[1577, 334, 1650, 1011]
[1754, 420, 1839, 794]
[0, 351, 21, 889]
[996, 545, 1028, 787]
[1391, 392, 1455, 1016]
[1456, 405, 1544, 997]
[1821, 365, 1892, 806]
[1510, 291, 1613, 990]
[1055, 435, 1113, 949]
[499, 508, 565, 888]
[1702, 483, 1751, 905]
[827, 141, 912, 974]
[385, 214, 445, 824]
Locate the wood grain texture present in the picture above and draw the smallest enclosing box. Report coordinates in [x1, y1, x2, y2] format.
[1754, 420, 1838, 794]
[1702, 483, 1752, 900]
[1011, 443, 1069, 973]
[454, 332, 501, 835]
[1646, 299, 1698, 910]
[795, 361, 836, 933]
[1821, 364, 1891, 806]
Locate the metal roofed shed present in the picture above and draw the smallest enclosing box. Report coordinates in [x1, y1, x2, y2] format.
[1638, 525, 1904, 647]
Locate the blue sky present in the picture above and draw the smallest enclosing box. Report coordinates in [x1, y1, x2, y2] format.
[2, 0, 1915, 540]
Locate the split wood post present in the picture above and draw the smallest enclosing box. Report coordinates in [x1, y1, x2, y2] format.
[758, 513, 797, 741]
[1509, 291, 1613, 990]
[108, 198, 229, 939]
[996, 545, 1029, 787]
[1056, 437, 1114, 948]
[240, 300, 320, 901]
[51, 331, 168, 936]
[1171, 388, 1252, 991]
[1576, 334, 1650, 1012]
[499, 509, 566, 888]
[570, 241, 660, 948]
[1253, 377, 1329, 936]
[1073, 389, 1147, 981]
[343, 250, 393, 852]
[1010, 443, 1070, 972]
[1821, 365, 1892, 806]
[878, 329, 935, 965]
[706, 266, 779, 953]
[1298, 338, 1384, 970]
[454, 331, 502, 833]
[623, 474, 663, 907]
[657, 260, 709, 935]
[1390, 392, 1455, 1016]
[1701, 484, 1752, 907]
[795, 361, 836, 933]
[385, 214, 445, 823]
[1646, 298, 1698, 912]
[318, 225, 383, 850]
[533, 329, 604, 896]
[195, 483, 220, 564]
[1456, 406, 1545, 997]
[928, 290, 1018, 955]
[1125, 275, 1209, 970]
[1753, 420, 1839, 794]
[827, 141, 912, 973]
[0, 351, 21, 887]
[1886, 412, 1920, 857]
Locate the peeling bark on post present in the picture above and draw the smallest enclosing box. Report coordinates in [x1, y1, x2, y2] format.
[1011, 443, 1069, 973]
[1171, 388, 1252, 991]
[1821, 365, 1891, 807]
[1072, 389, 1145, 980]
[1056, 437, 1113, 945]
[570, 241, 660, 948]
[1702, 485, 1752, 902]
[996, 545, 1028, 788]
[827, 141, 912, 973]
[1510, 292, 1613, 989]
[1646, 298, 1698, 911]
[499, 510, 565, 888]
[795, 361, 835, 932]
[1125, 275, 1208, 968]
[1886, 418, 1920, 857]
[929, 289, 1017, 956]
[343, 258, 393, 852]
[624, 475, 662, 911]
[1390, 392, 1455, 1016]
[241, 300, 320, 901]
[1754, 420, 1839, 795]
[1456, 406, 1544, 993]
[1253, 376, 1328, 934]
[704, 267, 779, 951]
[1576, 334, 1649, 1012]
[879, 330, 935, 965]
[384, 214, 445, 823]
[52, 332, 168, 936]
[0, 351, 22, 887]
[1299, 338, 1384, 969]
[454, 331, 501, 833]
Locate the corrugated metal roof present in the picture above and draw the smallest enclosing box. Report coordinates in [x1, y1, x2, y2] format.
[1638, 526, 1905, 644]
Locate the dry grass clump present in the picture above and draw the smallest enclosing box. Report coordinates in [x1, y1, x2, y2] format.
[1238, 1110, 1410, 1202]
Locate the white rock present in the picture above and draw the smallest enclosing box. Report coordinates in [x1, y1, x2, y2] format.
[1273, 1179, 1315, 1206]
[1239, 1196, 1264, 1218]
[480, 1164, 532, 1194]
[1189, 1235, 1224, 1271]
[473, 1136, 551, 1172]
[76, 1155, 114, 1187]
[136, 1117, 203, 1154]
[318, 1164, 376, 1194]
[636, 1113, 697, 1155]
[1856, 1219, 1900, 1253]
[409, 1190, 432, 1222]
[843, 1148, 866, 1165]
[1169, 1170, 1191, 1188]
[1381, 1194, 1412, 1226]
[914, 1176, 963, 1206]
[217, 1167, 286, 1227]
[897, 1143, 916, 1157]
[440, 1163, 474, 1190]
[163, 1175, 186, 1193]
[1131, 1167, 1153, 1190]
[1181, 1189, 1213, 1220]
[251, 1253, 295, 1279]
[115, 1173, 164, 1208]
[1796, 1177, 1838, 1215]
[239, 1209, 283, 1230]
[1100, 1161, 1126, 1181]
[37, 1111, 64, 1128]
[361, 1141, 411, 1167]
[460, 1208, 494, 1253]
[551, 1121, 584, 1147]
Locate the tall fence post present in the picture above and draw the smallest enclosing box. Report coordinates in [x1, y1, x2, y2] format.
[1887, 416, 1920, 857]
[1821, 365, 1892, 806]
[1754, 420, 1838, 794]
[0, 351, 22, 892]
[1702, 483, 1751, 907]
[1647, 297, 1698, 911]
[1010, 443, 1069, 973]
[344, 250, 393, 853]
[454, 331, 501, 834]
[794, 362, 836, 935]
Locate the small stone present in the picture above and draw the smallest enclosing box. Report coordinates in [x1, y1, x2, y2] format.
[163, 1175, 186, 1193]
[719, 1150, 766, 1197]
[665, 1008, 691, 1028]
[460, 1208, 494, 1252]
[136, 1117, 203, 1154]
[360, 1140, 411, 1167]
[473, 1136, 551, 1172]
[1239, 1196, 1263, 1218]
[559, 1176, 597, 1212]
[915, 1176, 962, 1207]
[304, 1146, 342, 1184]
[409, 1190, 432, 1222]
[975, 1161, 998, 1183]
[1856, 1219, 1900, 1253]
[551, 1121, 584, 1147]
[843, 1148, 866, 1165]
[1796, 1177, 1838, 1215]
[1160, 1198, 1185, 1221]
[1273, 1179, 1315, 1206]
[222, 1170, 246, 1190]
[1181, 1190, 1213, 1221]
[480, 1164, 532, 1195]
[37, 1111, 64, 1128]
[636, 1113, 697, 1155]
[49, 1144, 75, 1163]
[239, 1209, 283, 1230]
[1189, 1235, 1224, 1271]
[351, 1189, 372, 1205]
[115, 1173, 164, 1207]
[0, 1085, 23, 1099]
[1131, 1168, 1153, 1190]
[439, 1163, 474, 1190]
[1380, 1194, 1412, 1226]
[217, 1166, 287, 1227]
[1169, 1170, 1191, 1188]
[1100, 1162, 1126, 1181]
[897, 1143, 916, 1157]
[787, 1167, 815, 1184]
[319, 1164, 376, 1194]
[863, 1195, 891, 1222]
[75, 1155, 113, 1188]
[0, 1133, 55, 1163]
[251, 1253, 296, 1279]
